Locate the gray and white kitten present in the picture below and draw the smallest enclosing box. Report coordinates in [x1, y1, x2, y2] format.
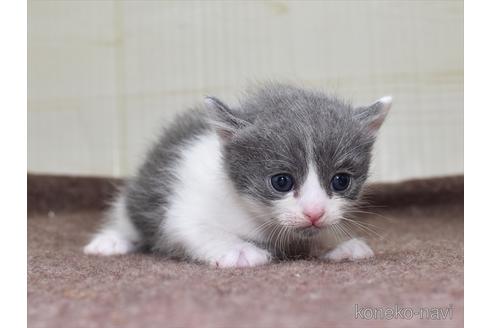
[84, 84, 391, 267]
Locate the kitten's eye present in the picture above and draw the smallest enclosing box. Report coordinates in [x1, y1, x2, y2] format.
[271, 174, 294, 192]
[331, 173, 351, 192]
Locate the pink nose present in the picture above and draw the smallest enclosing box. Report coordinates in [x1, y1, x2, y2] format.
[303, 208, 325, 224]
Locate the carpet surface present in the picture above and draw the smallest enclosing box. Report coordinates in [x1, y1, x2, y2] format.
[27, 175, 463, 328]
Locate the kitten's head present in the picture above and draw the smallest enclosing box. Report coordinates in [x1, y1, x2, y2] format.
[205, 84, 391, 238]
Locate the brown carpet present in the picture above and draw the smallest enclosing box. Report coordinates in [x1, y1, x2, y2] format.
[27, 175, 464, 328]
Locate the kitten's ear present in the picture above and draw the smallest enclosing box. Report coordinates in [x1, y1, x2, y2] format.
[204, 96, 250, 141]
[355, 96, 392, 136]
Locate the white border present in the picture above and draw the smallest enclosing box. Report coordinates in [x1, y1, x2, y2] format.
[465, 1, 492, 327]
[2, 1, 477, 327]
[0, 0, 27, 327]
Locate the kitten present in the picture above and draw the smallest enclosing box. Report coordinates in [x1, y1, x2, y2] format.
[84, 84, 391, 268]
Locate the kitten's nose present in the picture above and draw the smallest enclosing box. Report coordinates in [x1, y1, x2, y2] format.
[303, 208, 325, 224]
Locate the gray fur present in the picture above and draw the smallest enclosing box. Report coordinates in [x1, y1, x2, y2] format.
[125, 109, 211, 248]
[215, 84, 380, 203]
[125, 83, 386, 251]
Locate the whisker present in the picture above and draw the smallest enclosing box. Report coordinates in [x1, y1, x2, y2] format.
[344, 209, 395, 223]
[329, 225, 339, 244]
[340, 217, 384, 239]
[336, 222, 353, 240]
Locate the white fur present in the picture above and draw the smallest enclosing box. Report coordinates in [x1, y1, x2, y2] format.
[84, 132, 267, 266]
[378, 96, 393, 107]
[323, 238, 374, 262]
[160, 132, 269, 267]
[84, 195, 141, 256]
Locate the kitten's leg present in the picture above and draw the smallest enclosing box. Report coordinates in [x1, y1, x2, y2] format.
[84, 196, 141, 256]
[165, 225, 271, 268]
[322, 238, 374, 262]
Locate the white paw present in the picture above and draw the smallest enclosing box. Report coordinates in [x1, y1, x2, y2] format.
[323, 238, 374, 262]
[213, 243, 271, 268]
[83, 233, 136, 256]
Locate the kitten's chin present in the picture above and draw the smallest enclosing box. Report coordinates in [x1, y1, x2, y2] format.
[294, 226, 325, 238]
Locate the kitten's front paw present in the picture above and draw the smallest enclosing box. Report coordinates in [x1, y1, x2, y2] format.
[84, 233, 136, 256]
[213, 243, 271, 268]
[323, 238, 374, 262]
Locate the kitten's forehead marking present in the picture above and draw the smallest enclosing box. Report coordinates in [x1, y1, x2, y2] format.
[298, 163, 329, 206]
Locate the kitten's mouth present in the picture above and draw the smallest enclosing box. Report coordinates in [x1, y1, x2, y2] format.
[292, 218, 341, 238]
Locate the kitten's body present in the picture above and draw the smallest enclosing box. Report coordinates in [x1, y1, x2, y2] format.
[85, 84, 391, 267]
